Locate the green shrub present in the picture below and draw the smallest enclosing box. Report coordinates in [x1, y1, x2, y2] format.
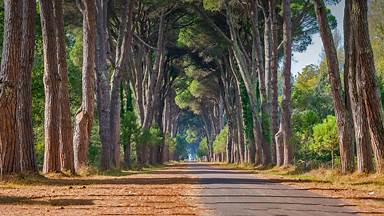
[213, 126, 228, 154]
[309, 115, 339, 163]
[197, 138, 208, 158]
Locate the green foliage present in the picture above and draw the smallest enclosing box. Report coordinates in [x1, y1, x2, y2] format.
[88, 120, 101, 167]
[292, 64, 334, 162]
[309, 115, 339, 160]
[239, 81, 254, 146]
[369, 0, 384, 105]
[165, 134, 177, 153]
[203, 0, 221, 11]
[138, 125, 163, 147]
[121, 111, 140, 147]
[185, 129, 198, 144]
[175, 134, 189, 160]
[197, 138, 208, 158]
[213, 126, 228, 153]
[68, 28, 83, 67]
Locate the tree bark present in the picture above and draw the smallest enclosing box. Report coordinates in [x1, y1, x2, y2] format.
[352, 0, 384, 173]
[52, 0, 75, 173]
[73, 0, 97, 172]
[344, 0, 373, 173]
[281, 0, 293, 166]
[314, 0, 354, 173]
[109, 0, 134, 169]
[0, 0, 23, 175]
[250, 0, 271, 166]
[18, 0, 37, 173]
[269, 0, 279, 166]
[264, 0, 275, 164]
[275, 123, 284, 166]
[96, 0, 112, 171]
[40, 0, 62, 173]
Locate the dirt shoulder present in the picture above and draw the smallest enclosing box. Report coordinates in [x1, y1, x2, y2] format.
[0, 164, 201, 216]
[216, 163, 384, 215]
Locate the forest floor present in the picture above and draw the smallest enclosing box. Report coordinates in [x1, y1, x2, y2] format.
[219, 163, 384, 215]
[0, 163, 202, 216]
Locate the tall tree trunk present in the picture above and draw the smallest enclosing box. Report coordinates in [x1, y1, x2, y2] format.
[18, 0, 37, 173]
[0, 0, 23, 175]
[250, 0, 271, 166]
[264, 0, 275, 164]
[73, 0, 97, 172]
[40, 0, 62, 173]
[109, 0, 134, 169]
[352, 0, 384, 173]
[225, 3, 264, 166]
[53, 0, 75, 173]
[314, 0, 354, 173]
[269, 0, 279, 166]
[344, 0, 373, 173]
[96, 0, 112, 171]
[281, 0, 293, 166]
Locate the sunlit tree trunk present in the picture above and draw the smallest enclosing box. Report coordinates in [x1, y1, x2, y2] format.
[18, 0, 37, 173]
[352, 0, 384, 173]
[73, 0, 97, 172]
[0, 0, 23, 175]
[40, 0, 62, 173]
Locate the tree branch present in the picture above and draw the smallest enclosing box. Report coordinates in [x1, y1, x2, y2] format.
[190, 4, 232, 45]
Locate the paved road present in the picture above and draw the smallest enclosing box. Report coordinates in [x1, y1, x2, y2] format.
[186, 163, 359, 216]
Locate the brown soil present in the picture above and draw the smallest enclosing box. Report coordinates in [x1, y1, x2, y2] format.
[0, 164, 202, 216]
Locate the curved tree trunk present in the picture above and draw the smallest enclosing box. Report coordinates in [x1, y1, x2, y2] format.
[73, 0, 97, 172]
[314, 0, 355, 173]
[0, 0, 23, 175]
[18, 0, 37, 173]
[40, 0, 62, 173]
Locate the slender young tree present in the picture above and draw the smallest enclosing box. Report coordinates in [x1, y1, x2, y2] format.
[18, 0, 37, 173]
[73, 0, 97, 172]
[0, 0, 23, 175]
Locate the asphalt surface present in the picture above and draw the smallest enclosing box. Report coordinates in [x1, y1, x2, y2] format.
[187, 163, 359, 216]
